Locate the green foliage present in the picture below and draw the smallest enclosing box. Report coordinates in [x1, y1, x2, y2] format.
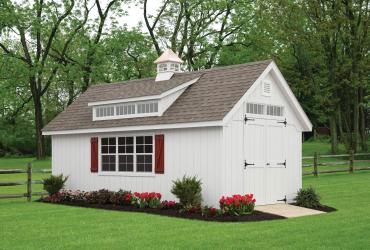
[0, 0, 369, 156]
[201, 206, 218, 217]
[43, 174, 68, 195]
[295, 186, 321, 208]
[85, 189, 115, 205]
[171, 175, 202, 207]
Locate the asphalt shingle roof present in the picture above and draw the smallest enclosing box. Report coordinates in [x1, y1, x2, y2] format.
[43, 59, 272, 132]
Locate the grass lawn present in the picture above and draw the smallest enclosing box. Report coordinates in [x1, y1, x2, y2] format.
[0, 171, 369, 249]
[0, 157, 51, 170]
[1, 142, 370, 249]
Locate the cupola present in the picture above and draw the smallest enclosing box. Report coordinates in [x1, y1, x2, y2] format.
[154, 49, 183, 81]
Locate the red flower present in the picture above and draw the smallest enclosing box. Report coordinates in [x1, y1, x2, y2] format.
[208, 207, 217, 217]
[124, 193, 132, 201]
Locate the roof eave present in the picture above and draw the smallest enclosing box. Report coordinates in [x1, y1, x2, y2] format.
[42, 120, 223, 136]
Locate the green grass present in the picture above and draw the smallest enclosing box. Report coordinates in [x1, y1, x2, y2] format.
[0, 171, 369, 249]
[1, 142, 370, 249]
[0, 157, 51, 170]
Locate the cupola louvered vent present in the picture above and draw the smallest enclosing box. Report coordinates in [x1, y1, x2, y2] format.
[262, 81, 272, 96]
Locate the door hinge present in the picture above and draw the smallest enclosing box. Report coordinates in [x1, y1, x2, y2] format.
[244, 160, 255, 169]
[277, 160, 286, 168]
[277, 118, 287, 127]
[244, 115, 255, 124]
[277, 195, 287, 203]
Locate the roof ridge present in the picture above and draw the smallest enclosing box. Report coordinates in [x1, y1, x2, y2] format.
[88, 59, 272, 89]
[178, 59, 273, 75]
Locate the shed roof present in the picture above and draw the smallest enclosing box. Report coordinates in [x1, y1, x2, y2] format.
[43, 60, 272, 132]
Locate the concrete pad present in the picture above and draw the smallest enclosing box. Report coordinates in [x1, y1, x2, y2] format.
[255, 204, 325, 218]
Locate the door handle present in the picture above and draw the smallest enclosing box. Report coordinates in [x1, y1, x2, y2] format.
[266, 162, 270, 166]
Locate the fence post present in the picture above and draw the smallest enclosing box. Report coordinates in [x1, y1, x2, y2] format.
[313, 152, 318, 177]
[27, 163, 32, 202]
[349, 150, 354, 173]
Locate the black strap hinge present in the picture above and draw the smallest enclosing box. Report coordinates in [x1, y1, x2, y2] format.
[277, 118, 287, 127]
[277, 195, 287, 203]
[244, 115, 255, 124]
[244, 160, 255, 169]
[277, 160, 286, 168]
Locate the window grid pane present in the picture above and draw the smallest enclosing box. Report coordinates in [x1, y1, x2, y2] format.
[101, 136, 153, 173]
[135, 136, 153, 172]
[95, 101, 157, 119]
[101, 137, 116, 172]
[118, 136, 134, 172]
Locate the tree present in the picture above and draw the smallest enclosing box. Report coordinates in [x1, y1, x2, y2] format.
[0, 0, 125, 158]
[142, 0, 254, 70]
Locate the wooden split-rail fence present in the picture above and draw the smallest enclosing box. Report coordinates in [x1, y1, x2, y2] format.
[0, 163, 50, 201]
[302, 151, 370, 176]
[1, 152, 370, 202]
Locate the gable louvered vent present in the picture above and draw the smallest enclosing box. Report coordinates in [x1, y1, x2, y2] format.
[262, 81, 272, 96]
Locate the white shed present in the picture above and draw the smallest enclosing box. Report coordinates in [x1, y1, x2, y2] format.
[43, 49, 312, 207]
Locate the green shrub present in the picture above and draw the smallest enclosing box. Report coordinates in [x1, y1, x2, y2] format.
[43, 174, 68, 195]
[171, 175, 202, 207]
[109, 189, 132, 205]
[295, 186, 321, 208]
[85, 189, 115, 204]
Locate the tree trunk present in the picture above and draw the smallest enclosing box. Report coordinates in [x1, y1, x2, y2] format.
[330, 114, 338, 154]
[353, 88, 360, 152]
[337, 108, 349, 151]
[33, 92, 44, 159]
[359, 87, 368, 151]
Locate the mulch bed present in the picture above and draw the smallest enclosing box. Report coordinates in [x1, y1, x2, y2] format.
[311, 205, 337, 213]
[40, 200, 286, 222]
[290, 203, 337, 213]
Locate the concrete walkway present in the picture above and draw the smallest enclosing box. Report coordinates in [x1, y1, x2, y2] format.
[255, 204, 324, 218]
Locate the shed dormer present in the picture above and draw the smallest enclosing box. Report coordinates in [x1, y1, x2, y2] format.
[154, 49, 183, 81]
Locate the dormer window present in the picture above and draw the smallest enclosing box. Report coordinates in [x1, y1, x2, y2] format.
[93, 100, 159, 120]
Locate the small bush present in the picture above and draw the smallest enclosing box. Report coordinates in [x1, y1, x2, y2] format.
[160, 200, 179, 210]
[219, 194, 256, 216]
[109, 189, 132, 205]
[171, 175, 202, 207]
[43, 174, 68, 195]
[201, 206, 218, 217]
[44, 190, 86, 203]
[183, 204, 202, 214]
[85, 189, 114, 204]
[295, 187, 321, 208]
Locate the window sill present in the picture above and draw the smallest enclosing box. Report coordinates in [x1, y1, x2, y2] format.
[98, 172, 156, 177]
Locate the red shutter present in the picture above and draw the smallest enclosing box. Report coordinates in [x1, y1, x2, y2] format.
[155, 134, 164, 174]
[90, 137, 98, 173]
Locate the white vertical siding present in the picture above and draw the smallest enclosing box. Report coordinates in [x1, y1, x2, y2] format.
[222, 71, 304, 204]
[52, 127, 223, 207]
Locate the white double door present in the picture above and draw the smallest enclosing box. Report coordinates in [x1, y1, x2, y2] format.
[243, 117, 287, 205]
